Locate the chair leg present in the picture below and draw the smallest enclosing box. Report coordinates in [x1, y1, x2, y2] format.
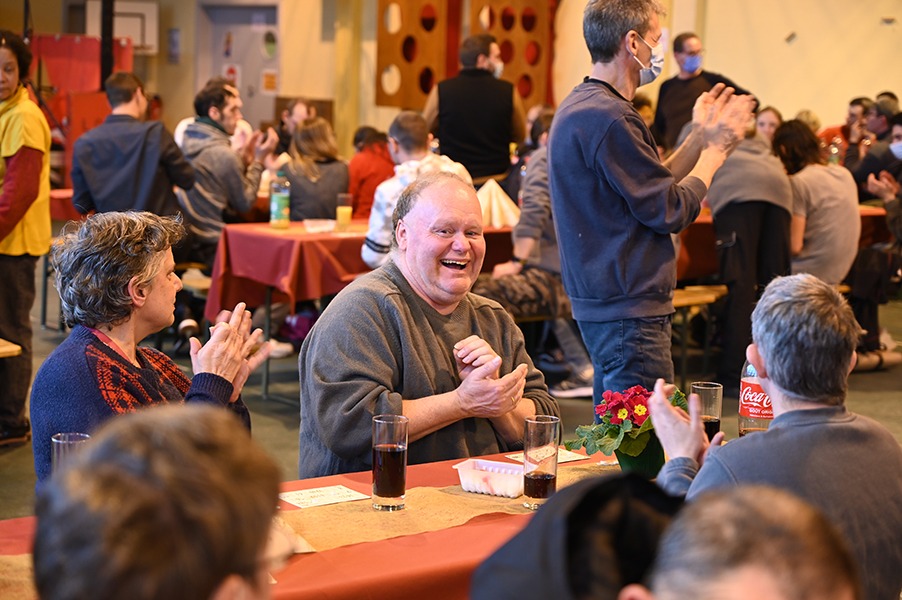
[40, 254, 50, 329]
[701, 307, 713, 377]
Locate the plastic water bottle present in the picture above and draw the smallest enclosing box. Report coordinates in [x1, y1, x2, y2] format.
[270, 170, 290, 229]
[827, 137, 842, 165]
[738, 360, 773, 436]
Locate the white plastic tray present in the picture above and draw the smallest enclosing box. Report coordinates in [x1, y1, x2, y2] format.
[452, 459, 523, 498]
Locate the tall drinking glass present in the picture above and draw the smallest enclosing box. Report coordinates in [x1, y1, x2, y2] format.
[692, 381, 723, 441]
[523, 415, 560, 510]
[372, 415, 409, 511]
[51, 432, 91, 473]
[336, 193, 353, 232]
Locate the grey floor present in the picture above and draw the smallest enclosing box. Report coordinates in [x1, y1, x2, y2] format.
[2, 264, 901, 520]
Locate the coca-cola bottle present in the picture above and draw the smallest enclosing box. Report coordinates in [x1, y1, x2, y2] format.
[739, 360, 773, 437]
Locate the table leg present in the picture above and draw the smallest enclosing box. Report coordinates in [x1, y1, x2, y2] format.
[679, 307, 689, 391]
[262, 286, 273, 399]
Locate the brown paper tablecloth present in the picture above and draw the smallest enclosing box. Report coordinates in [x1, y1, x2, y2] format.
[279, 460, 619, 552]
[0, 555, 35, 600]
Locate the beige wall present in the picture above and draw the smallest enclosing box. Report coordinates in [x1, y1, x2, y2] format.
[552, 0, 902, 127]
[146, 0, 197, 132]
[0, 1, 65, 39]
[12, 1, 901, 146]
[704, 0, 901, 126]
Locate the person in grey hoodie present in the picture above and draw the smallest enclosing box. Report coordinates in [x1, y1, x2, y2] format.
[179, 80, 277, 268]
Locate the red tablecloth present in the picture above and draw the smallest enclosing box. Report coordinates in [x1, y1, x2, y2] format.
[0, 455, 537, 600]
[48, 189, 81, 222]
[205, 221, 513, 321]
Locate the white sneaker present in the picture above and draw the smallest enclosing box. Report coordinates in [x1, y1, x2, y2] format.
[178, 319, 199, 338]
[268, 340, 295, 359]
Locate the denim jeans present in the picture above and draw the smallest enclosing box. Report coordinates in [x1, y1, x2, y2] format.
[578, 316, 673, 422]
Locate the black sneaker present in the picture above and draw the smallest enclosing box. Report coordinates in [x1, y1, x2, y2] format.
[550, 377, 594, 399]
[0, 422, 31, 448]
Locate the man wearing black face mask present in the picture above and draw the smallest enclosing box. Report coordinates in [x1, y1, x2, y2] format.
[653, 32, 753, 153]
[548, 0, 753, 420]
[423, 33, 526, 187]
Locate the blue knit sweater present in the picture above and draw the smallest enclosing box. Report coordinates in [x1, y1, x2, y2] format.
[30, 325, 249, 482]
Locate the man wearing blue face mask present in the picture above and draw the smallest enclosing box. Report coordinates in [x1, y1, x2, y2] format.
[654, 32, 753, 152]
[548, 0, 754, 419]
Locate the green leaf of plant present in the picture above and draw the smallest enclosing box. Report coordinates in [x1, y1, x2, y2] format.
[617, 431, 650, 457]
[622, 419, 633, 433]
[575, 424, 595, 438]
[669, 388, 688, 412]
[635, 417, 654, 435]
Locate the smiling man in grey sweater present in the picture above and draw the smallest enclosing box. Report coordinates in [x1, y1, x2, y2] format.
[298, 172, 558, 478]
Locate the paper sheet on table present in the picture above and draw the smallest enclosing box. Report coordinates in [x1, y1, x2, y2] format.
[279, 485, 369, 509]
[476, 179, 520, 227]
[505, 448, 590, 464]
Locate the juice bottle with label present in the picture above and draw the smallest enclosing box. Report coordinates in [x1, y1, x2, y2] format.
[270, 171, 290, 229]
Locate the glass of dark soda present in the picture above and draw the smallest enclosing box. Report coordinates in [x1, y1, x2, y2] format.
[523, 415, 560, 510]
[691, 381, 723, 441]
[372, 414, 409, 511]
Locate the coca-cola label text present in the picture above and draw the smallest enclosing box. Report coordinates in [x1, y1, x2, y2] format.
[739, 378, 773, 419]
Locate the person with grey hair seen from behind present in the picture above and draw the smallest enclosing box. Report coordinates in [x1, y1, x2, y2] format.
[548, 0, 754, 418]
[33, 404, 283, 600]
[30, 211, 271, 483]
[618, 486, 860, 600]
[649, 273, 902, 600]
[299, 171, 558, 477]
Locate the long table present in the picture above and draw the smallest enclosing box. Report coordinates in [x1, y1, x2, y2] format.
[0, 453, 618, 600]
[204, 220, 514, 321]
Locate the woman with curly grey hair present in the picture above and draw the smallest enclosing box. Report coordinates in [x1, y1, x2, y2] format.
[29, 211, 271, 482]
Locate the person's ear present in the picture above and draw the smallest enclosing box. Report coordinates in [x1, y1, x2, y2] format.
[848, 351, 858, 375]
[395, 218, 410, 250]
[746, 343, 768, 379]
[208, 106, 222, 122]
[618, 583, 656, 600]
[539, 131, 549, 146]
[625, 30, 641, 57]
[128, 276, 148, 308]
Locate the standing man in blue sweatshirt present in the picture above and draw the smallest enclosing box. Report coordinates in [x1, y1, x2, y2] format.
[548, 0, 753, 414]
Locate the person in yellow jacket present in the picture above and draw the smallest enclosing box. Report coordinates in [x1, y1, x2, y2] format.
[0, 30, 51, 446]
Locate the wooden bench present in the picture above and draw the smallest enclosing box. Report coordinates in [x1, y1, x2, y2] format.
[0, 338, 23, 359]
[673, 285, 728, 389]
